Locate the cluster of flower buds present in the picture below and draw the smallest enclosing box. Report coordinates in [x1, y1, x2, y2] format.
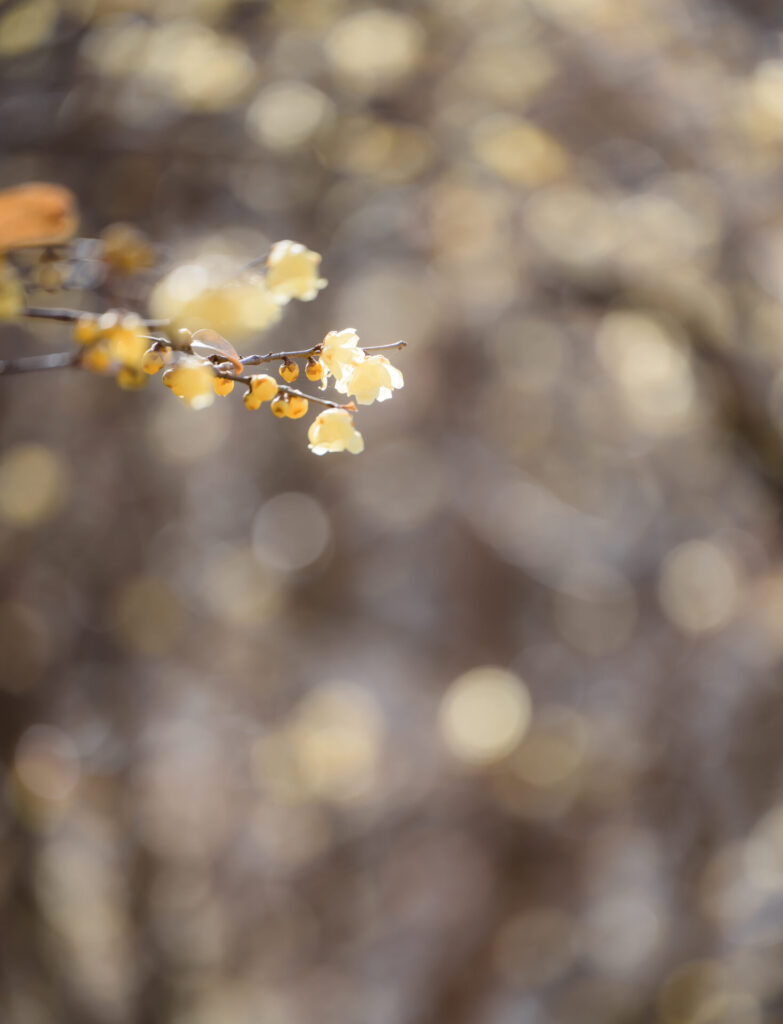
[62, 241, 404, 455]
[0, 191, 405, 457]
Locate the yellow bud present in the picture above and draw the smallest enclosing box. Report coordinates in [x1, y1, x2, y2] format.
[116, 366, 148, 390]
[73, 317, 100, 346]
[286, 394, 309, 419]
[81, 343, 112, 374]
[243, 390, 263, 410]
[108, 315, 146, 368]
[279, 359, 300, 383]
[270, 395, 289, 418]
[214, 377, 235, 396]
[305, 357, 323, 381]
[249, 374, 278, 402]
[141, 348, 165, 375]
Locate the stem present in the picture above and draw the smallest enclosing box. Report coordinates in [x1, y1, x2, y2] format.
[0, 351, 77, 375]
[241, 345, 322, 367]
[215, 371, 350, 410]
[239, 339, 407, 367]
[23, 306, 168, 328]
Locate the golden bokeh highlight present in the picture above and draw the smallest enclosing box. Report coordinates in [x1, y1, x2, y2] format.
[439, 667, 532, 767]
[0, 442, 68, 527]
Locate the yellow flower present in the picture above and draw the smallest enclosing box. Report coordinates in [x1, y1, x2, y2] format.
[73, 316, 101, 346]
[320, 328, 364, 386]
[266, 240, 327, 303]
[107, 315, 147, 368]
[307, 408, 364, 455]
[337, 353, 404, 404]
[81, 343, 112, 374]
[164, 357, 215, 409]
[149, 265, 282, 342]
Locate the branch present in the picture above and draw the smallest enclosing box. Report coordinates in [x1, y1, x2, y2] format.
[0, 351, 77, 375]
[240, 338, 407, 367]
[23, 306, 168, 328]
[215, 371, 351, 410]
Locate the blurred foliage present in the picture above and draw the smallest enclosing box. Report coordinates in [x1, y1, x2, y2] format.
[6, 1, 783, 1023]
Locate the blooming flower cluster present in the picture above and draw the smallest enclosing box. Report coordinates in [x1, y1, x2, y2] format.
[0, 184, 405, 456]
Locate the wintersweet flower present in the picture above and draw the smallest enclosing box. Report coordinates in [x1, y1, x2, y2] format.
[337, 353, 404, 404]
[320, 328, 364, 386]
[307, 408, 364, 455]
[266, 240, 327, 303]
[163, 358, 215, 410]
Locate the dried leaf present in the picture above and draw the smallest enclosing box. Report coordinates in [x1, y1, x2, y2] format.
[0, 182, 79, 251]
[190, 328, 244, 372]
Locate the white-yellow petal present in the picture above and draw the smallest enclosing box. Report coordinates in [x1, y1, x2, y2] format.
[343, 354, 404, 405]
[266, 239, 327, 303]
[307, 408, 364, 455]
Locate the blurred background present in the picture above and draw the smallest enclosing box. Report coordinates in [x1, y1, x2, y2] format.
[5, 0, 783, 1021]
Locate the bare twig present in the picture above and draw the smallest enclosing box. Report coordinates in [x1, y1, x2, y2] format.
[0, 351, 77, 375]
[214, 371, 351, 410]
[240, 338, 407, 367]
[23, 306, 168, 328]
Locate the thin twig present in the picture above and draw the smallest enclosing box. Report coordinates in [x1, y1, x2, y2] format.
[0, 351, 77, 375]
[23, 306, 169, 328]
[214, 371, 350, 410]
[240, 338, 407, 367]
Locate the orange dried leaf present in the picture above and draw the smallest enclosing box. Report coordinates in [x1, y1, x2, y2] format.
[190, 328, 243, 372]
[0, 183, 79, 251]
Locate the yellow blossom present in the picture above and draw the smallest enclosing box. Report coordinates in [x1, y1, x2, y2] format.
[307, 408, 364, 455]
[107, 315, 147, 368]
[320, 328, 364, 386]
[116, 366, 148, 391]
[73, 316, 101, 346]
[266, 240, 327, 303]
[164, 357, 215, 409]
[337, 353, 404, 404]
[81, 343, 111, 374]
[149, 266, 282, 342]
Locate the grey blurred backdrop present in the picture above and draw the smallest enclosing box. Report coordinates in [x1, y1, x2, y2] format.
[4, 1, 783, 1022]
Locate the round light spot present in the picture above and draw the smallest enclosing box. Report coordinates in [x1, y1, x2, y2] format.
[252, 492, 330, 572]
[439, 667, 532, 766]
[246, 80, 333, 151]
[15, 724, 79, 803]
[0, 442, 67, 527]
[658, 540, 741, 635]
[289, 684, 384, 804]
[325, 9, 423, 90]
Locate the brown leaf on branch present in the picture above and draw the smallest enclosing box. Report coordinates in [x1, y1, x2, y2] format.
[190, 328, 244, 372]
[0, 182, 79, 251]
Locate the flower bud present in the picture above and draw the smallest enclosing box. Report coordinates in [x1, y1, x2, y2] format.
[73, 317, 100, 346]
[305, 357, 323, 381]
[270, 395, 289, 418]
[279, 359, 300, 383]
[214, 377, 235, 396]
[286, 394, 309, 419]
[249, 374, 278, 402]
